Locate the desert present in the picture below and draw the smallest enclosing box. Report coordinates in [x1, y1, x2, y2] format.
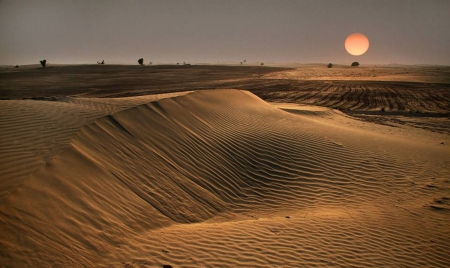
[0, 63, 449, 267]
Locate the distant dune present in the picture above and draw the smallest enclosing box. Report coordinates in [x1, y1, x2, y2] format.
[1, 88, 449, 267]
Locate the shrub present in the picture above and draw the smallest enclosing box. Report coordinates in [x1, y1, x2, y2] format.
[327, 63, 333, 68]
[351, 62, 360, 67]
[40, 59, 47, 68]
[138, 58, 144, 65]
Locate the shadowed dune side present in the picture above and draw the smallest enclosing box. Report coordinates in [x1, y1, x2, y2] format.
[1, 90, 449, 267]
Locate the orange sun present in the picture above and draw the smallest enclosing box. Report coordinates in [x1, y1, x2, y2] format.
[345, 33, 369, 56]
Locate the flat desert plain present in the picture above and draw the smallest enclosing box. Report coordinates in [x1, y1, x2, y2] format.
[0, 64, 449, 267]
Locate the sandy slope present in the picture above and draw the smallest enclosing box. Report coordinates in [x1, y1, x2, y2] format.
[0, 89, 449, 267]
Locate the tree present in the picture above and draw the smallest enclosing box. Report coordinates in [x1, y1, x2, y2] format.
[261, 62, 264, 66]
[138, 58, 144, 65]
[40, 59, 47, 68]
[327, 63, 333, 68]
[351, 62, 360, 67]
[101, 60, 104, 64]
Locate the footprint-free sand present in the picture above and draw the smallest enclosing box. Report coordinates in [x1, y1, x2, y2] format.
[1, 64, 449, 267]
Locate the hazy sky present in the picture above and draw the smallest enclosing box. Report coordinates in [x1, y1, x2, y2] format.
[1, 0, 449, 65]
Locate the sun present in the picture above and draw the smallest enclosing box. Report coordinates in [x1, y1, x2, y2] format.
[345, 33, 370, 56]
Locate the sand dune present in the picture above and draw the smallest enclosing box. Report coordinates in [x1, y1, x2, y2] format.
[0, 93, 189, 202]
[1, 89, 449, 267]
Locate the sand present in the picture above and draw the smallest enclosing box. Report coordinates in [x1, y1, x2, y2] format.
[0, 65, 449, 267]
[265, 63, 450, 83]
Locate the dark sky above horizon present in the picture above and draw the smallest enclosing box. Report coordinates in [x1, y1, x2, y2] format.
[1, 0, 449, 65]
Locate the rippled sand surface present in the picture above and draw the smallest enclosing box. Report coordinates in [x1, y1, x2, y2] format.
[1, 65, 449, 267]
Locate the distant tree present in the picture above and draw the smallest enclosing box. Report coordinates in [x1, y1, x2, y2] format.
[97, 61, 100, 64]
[327, 63, 333, 68]
[351, 62, 360, 67]
[15, 65, 19, 68]
[101, 60, 104, 64]
[177, 63, 179, 65]
[243, 59, 247, 63]
[261, 62, 264, 66]
[40, 59, 47, 68]
[149, 61, 152, 65]
[138, 58, 144, 65]
[240, 62, 243, 65]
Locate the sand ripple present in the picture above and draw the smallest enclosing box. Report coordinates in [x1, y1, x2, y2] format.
[1, 89, 449, 267]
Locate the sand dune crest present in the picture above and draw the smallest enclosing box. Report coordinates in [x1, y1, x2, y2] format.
[1, 89, 449, 267]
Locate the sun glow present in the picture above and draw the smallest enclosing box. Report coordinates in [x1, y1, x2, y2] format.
[345, 33, 370, 56]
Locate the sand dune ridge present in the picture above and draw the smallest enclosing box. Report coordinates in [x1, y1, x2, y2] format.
[1, 89, 449, 267]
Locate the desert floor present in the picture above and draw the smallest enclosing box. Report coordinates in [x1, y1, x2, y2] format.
[0, 64, 449, 267]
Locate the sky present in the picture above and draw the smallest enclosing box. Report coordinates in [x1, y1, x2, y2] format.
[1, 0, 449, 65]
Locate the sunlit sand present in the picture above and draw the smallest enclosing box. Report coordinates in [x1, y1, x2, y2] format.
[0, 64, 449, 267]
